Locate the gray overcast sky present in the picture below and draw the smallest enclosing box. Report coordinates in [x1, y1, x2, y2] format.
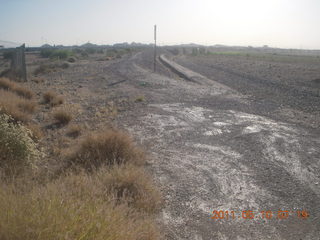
[1, 0, 320, 49]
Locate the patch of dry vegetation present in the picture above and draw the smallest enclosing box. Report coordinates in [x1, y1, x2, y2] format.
[66, 124, 82, 138]
[14, 86, 34, 99]
[67, 129, 145, 171]
[101, 165, 163, 213]
[0, 76, 162, 239]
[53, 110, 73, 125]
[0, 90, 37, 123]
[135, 95, 145, 102]
[43, 91, 64, 107]
[0, 175, 160, 240]
[26, 123, 43, 142]
[0, 78, 34, 99]
[0, 77, 15, 90]
[32, 77, 45, 84]
[0, 79, 37, 123]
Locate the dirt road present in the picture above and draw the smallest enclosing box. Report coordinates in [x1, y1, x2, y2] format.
[111, 50, 320, 240]
[28, 49, 320, 239]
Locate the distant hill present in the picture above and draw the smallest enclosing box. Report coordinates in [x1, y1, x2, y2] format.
[41, 44, 53, 48]
[81, 42, 98, 48]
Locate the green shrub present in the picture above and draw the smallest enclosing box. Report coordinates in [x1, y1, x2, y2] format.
[50, 50, 70, 59]
[40, 49, 54, 58]
[67, 56, 76, 63]
[40, 49, 71, 59]
[85, 48, 96, 54]
[135, 95, 145, 102]
[0, 114, 40, 175]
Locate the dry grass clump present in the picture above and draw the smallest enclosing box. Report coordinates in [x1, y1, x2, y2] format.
[67, 129, 145, 171]
[0, 176, 160, 240]
[0, 90, 37, 123]
[53, 110, 73, 125]
[26, 123, 43, 141]
[0, 77, 15, 90]
[13, 86, 34, 99]
[43, 91, 64, 107]
[0, 114, 40, 176]
[53, 166, 162, 213]
[66, 124, 82, 138]
[135, 95, 145, 102]
[17, 101, 37, 114]
[0, 78, 33, 99]
[102, 165, 163, 213]
[67, 56, 76, 63]
[32, 77, 45, 84]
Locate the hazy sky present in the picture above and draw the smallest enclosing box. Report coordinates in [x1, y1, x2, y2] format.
[1, 0, 320, 49]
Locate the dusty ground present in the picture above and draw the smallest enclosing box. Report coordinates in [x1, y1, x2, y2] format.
[23, 48, 320, 240]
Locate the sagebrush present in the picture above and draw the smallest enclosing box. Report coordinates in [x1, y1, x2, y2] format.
[0, 114, 40, 176]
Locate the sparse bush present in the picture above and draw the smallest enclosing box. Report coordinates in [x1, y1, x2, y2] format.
[67, 129, 145, 171]
[43, 91, 56, 103]
[40, 49, 71, 59]
[50, 50, 71, 59]
[0, 114, 40, 175]
[53, 110, 72, 125]
[43, 91, 64, 107]
[40, 48, 54, 58]
[66, 124, 81, 138]
[60, 62, 69, 69]
[85, 48, 96, 54]
[67, 56, 76, 63]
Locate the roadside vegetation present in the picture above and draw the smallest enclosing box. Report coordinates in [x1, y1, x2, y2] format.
[0, 77, 163, 239]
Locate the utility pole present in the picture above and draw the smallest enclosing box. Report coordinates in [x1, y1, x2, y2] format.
[154, 25, 157, 72]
